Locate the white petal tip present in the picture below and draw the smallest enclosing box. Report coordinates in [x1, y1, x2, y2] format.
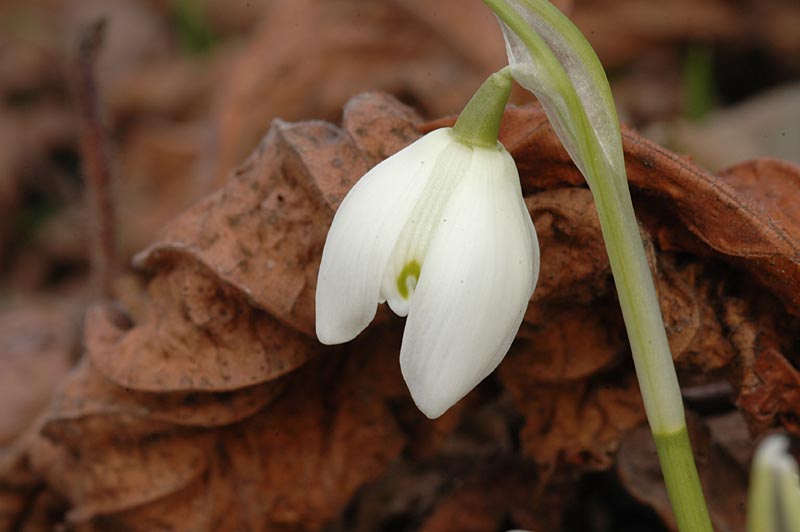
[401, 365, 469, 420]
[410, 394, 451, 420]
[315, 319, 360, 346]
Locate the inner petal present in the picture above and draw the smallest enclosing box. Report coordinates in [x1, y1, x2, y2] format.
[381, 134, 473, 317]
[396, 260, 421, 299]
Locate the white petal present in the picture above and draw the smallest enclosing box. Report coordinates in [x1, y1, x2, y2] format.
[315, 129, 451, 344]
[400, 144, 539, 418]
[380, 135, 473, 317]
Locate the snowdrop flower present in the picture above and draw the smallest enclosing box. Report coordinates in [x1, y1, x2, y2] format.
[316, 69, 539, 419]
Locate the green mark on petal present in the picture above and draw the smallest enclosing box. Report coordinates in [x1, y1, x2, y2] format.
[396, 260, 421, 299]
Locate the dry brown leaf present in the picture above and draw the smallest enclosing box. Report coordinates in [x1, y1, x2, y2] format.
[29, 430, 212, 524]
[47, 335, 408, 531]
[501, 370, 646, 471]
[88, 257, 317, 392]
[133, 121, 367, 336]
[44, 354, 283, 443]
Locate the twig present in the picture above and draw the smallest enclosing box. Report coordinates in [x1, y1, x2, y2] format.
[76, 19, 115, 299]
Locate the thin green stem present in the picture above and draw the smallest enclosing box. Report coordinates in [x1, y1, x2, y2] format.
[656, 428, 713, 532]
[586, 114, 712, 532]
[589, 138, 712, 532]
[452, 67, 513, 148]
[482, 1, 714, 530]
[582, 66, 714, 532]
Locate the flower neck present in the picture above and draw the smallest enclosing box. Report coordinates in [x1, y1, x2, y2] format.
[452, 66, 513, 149]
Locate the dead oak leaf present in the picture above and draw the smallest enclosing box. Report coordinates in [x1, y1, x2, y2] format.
[525, 188, 613, 309]
[500, 368, 646, 471]
[135, 93, 427, 339]
[88, 256, 316, 392]
[73, 342, 407, 531]
[29, 430, 212, 525]
[134, 120, 368, 337]
[44, 353, 283, 445]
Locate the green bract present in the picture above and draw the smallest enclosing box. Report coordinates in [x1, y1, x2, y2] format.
[484, 0, 624, 196]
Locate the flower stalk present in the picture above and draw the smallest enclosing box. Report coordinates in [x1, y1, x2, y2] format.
[483, 1, 713, 530]
[453, 66, 513, 148]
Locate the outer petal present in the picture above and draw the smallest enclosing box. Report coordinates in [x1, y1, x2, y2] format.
[400, 144, 539, 418]
[315, 129, 450, 344]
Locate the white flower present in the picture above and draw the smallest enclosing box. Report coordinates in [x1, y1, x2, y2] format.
[315, 127, 539, 419]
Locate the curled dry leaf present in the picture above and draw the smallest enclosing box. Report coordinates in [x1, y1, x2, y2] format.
[88, 256, 317, 392]
[29, 430, 213, 524]
[132, 124, 362, 337]
[134, 95, 423, 337]
[46, 354, 283, 440]
[47, 334, 408, 531]
[501, 369, 646, 471]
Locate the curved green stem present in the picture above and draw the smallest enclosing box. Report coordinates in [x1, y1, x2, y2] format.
[482, 1, 714, 530]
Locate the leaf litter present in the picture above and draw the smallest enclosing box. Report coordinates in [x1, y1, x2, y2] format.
[1, 1, 800, 528]
[1, 94, 796, 530]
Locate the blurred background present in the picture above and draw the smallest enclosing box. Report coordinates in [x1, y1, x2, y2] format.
[0, 1, 799, 530]
[0, 0, 798, 301]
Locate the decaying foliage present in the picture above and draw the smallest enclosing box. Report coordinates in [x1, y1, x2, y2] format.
[2, 92, 798, 531]
[2, 0, 800, 530]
